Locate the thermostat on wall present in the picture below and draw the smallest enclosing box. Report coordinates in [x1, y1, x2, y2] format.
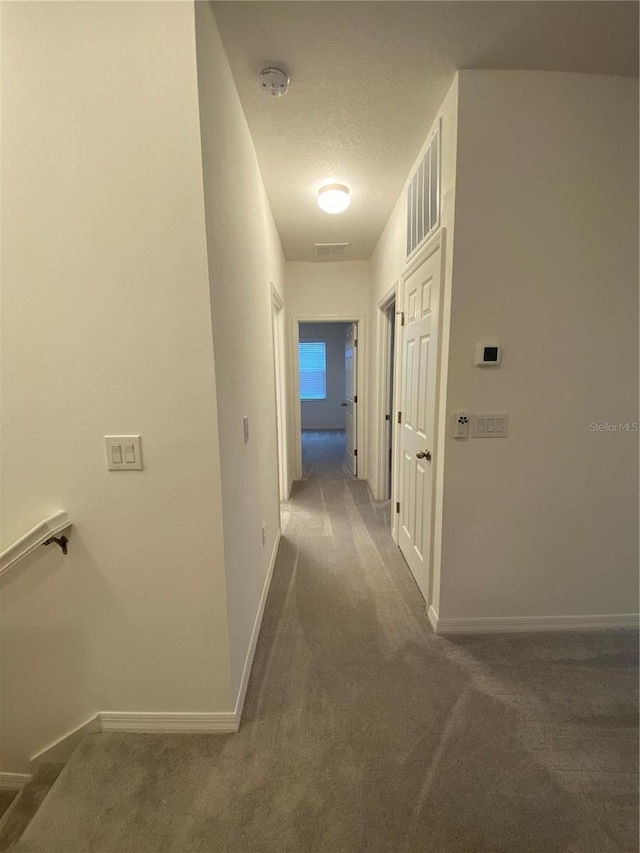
[474, 341, 501, 366]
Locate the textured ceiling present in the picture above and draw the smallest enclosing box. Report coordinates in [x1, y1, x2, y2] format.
[212, 2, 639, 261]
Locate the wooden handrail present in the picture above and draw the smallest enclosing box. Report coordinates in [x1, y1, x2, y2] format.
[0, 511, 72, 577]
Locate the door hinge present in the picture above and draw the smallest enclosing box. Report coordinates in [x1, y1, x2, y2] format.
[354, 395, 357, 404]
[397, 311, 405, 327]
[354, 449, 357, 457]
[385, 414, 390, 421]
[397, 411, 402, 424]
[354, 338, 358, 347]
[396, 501, 400, 514]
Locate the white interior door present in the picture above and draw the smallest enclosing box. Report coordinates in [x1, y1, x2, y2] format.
[344, 323, 357, 475]
[398, 246, 441, 599]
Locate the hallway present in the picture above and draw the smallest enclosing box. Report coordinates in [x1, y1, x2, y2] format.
[14, 473, 638, 852]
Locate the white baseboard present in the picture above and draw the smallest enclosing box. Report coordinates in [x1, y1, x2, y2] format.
[429, 610, 640, 635]
[0, 773, 31, 790]
[30, 715, 100, 770]
[99, 712, 238, 733]
[233, 530, 281, 723]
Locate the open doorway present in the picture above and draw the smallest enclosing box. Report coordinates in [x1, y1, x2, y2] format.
[297, 321, 357, 479]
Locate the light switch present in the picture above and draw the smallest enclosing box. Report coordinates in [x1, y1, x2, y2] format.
[105, 435, 143, 470]
[471, 414, 509, 438]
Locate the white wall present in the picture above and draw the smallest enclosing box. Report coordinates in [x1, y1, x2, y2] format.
[300, 323, 349, 430]
[369, 76, 459, 611]
[438, 71, 639, 622]
[0, 2, 233, 773]
[195, 3, 285, 702]
[285, 261, 370, 479]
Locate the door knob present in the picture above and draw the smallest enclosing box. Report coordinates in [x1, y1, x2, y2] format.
[416, 450, 432, 461]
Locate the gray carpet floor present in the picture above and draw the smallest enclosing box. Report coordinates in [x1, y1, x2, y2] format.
[14, 473, 639, 853]
[301, 430, 350, 478]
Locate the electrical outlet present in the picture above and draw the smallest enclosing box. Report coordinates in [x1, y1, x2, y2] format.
[454, 412, 471, 439]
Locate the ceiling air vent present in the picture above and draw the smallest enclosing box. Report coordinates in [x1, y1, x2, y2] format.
[314, 242, 349, 259]
[407, 122, 441, 259]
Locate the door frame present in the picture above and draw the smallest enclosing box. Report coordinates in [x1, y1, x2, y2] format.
[291, 314, 367, 481]
[271, 284, 289, 501]
[392, 229, 446, 580]
[375, 282, 400, 510]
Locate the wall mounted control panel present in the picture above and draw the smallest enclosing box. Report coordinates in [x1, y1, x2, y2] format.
[105, 435, 143, 470]
[474, 341, 501, 366]
[453, 413, 509, 439]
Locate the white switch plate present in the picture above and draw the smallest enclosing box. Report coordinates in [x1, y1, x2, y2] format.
[105, 435, 143, 470]
[454, 412, 471, 439]
[472, 414, 509, 438]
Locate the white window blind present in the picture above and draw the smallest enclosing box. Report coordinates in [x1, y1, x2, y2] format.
[299, 341, 326, 400]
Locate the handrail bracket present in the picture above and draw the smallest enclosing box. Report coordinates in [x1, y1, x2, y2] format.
[43, 535, 68, 555]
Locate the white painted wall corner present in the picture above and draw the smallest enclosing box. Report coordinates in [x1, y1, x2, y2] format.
[233, 529, 282, 722]
[30, 715, 101, 770]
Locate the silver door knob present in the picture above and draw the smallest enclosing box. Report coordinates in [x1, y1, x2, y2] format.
[416, 450, 432, 461]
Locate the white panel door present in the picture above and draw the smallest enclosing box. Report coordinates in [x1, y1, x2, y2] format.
[398, 246, 441, 599]
[344, 323, 357, 475]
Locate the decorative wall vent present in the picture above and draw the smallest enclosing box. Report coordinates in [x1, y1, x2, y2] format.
[314, 242, 349, 259]
[406, 123, 440, 259]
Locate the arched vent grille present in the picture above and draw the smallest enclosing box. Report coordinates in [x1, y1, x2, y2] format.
[406, 124, 440, 259]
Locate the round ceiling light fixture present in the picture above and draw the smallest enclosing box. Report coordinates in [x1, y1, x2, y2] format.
[317, 183, 351, 215]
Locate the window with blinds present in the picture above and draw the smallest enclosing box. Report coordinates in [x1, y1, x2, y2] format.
[406, 124, 440, 259]
[299, 341, 327, 400]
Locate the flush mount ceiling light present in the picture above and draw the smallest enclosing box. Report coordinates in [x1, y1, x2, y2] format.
[317, 184, 351, 214]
